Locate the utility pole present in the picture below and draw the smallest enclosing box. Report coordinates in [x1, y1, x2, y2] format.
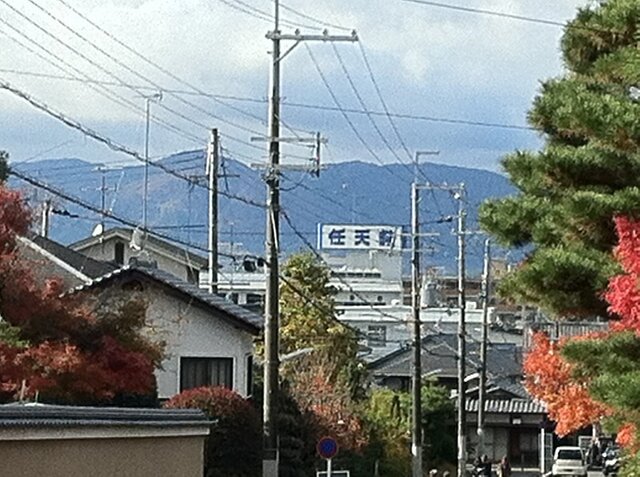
[411, 181, 422, 477]
[477, 238, 491, 457]
[261, 5, 357, 476]
[262, 3, 282, 473]
[456, 184, 467, 477]
[40, 199, 51, 238]
[410, 150, 438, 477]
[207, 129, 219, 294]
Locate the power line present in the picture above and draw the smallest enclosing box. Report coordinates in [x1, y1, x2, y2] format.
[357, 42, 414, 164]
[0, 0, 215, 141]
[0, 22, 203, 145]
[278, 2, 352, 32]
[24, 0, 268, 139]
[400, 0, 566, 27]
[0, 80, 266, 209]
[10, 168, 238, 258]
[50, 0, 312, 143]
[0, 68, 534, 131]
[332, 43, 416, 177]
[399, 0, 624, 35]
[304, 44, 408, 183]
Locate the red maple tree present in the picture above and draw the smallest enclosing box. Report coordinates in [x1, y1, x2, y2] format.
[524, 216, 640, 443]
[0, 184, 159, 404]
[523, 332, 610, 436]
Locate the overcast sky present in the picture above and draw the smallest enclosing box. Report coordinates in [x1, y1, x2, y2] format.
[0, 0, 589, 173]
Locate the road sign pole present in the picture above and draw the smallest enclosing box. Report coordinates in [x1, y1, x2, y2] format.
[327, 458, 332, 477]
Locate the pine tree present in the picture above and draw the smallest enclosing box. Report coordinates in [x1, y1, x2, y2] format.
[480, 0, 640, 317]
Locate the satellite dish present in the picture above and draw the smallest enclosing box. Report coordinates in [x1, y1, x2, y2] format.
[91, 223, 104, 237]
[130, 227, 145, 251]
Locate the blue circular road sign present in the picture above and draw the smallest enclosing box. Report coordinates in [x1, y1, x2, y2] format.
[317, 436, 339, 460]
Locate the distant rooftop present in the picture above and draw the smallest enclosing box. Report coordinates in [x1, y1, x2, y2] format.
[29, 234, 117, 279]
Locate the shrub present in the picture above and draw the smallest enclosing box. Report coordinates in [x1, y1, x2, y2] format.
[165, 386, 261, 477]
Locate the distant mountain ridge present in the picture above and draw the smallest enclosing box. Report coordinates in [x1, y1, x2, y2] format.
[9, 151, 516, 274]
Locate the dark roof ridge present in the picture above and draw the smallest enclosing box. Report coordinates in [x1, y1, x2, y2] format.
[70, 264, 263, 334]
[24, 234, 118, 279]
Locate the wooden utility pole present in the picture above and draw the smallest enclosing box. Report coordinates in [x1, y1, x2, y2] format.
[410, 156, 439, 477]
[411, 181, 423, 477]
[261, 5, 357, 476]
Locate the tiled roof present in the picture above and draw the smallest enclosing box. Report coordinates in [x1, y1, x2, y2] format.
[29, 235, 118, 279]
[71, 265, 263, 333]
[0, 403, 208, 428]
[489, 377, 530, 399]
[465, 398, 546, 415]
[369, 333, 522, 379]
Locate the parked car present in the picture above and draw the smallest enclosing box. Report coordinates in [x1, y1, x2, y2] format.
[603, 446, 621, 477]
[552, 446, 587, 477]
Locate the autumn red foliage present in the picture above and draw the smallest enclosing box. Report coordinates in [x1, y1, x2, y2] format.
[523, 333, 610, 436]
[605, 216, 640, 333]
[165, 386, 261, 477]
[0, 184, 158, 404]
[287, 352, 368, 452]
[524, 216, 640, 442]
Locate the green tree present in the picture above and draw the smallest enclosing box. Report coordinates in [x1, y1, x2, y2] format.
[279, 252, 359, 380]
[480, 0, 640, 317]
[357, 383, 456, 477]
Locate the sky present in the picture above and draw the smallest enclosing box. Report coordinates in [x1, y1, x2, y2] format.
[0, 0, 590, 173]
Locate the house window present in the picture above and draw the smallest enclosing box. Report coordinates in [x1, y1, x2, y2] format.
[367, 325, 387, 347]
[246, 355, 253, 397]
[114, 241, 125, 265]
[180, 357, 233, 391]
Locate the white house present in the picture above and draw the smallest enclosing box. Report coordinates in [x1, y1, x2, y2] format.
[70, 265, 262, 399]
[18, 235, 262, 400]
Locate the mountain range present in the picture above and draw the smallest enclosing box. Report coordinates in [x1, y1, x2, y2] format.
[9, 150, 517, 274]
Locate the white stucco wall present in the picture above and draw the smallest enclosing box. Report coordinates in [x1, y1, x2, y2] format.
[145, 287, 255, 399]
[92, 282, 255, 400]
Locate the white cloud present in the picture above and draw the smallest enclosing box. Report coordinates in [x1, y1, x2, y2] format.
[0, 0, 590, 169]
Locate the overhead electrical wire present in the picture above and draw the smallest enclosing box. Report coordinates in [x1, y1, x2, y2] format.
[399, 0, 566, 27]
[22, 0, 268, 139]
[331, 43, 417, 178]
[0, 80, 266, 209]
[10, 168, 236, 257]
[400, 0, 624, 35]
[50, 0, 313, 142]
[0, 68, 534, 132]
[0, 0, 215, 142]
[278, 2, 352, 32]
[304, 44, 408, 183]
[357, 42, 415, 164]
[0, 24, 203, 145]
